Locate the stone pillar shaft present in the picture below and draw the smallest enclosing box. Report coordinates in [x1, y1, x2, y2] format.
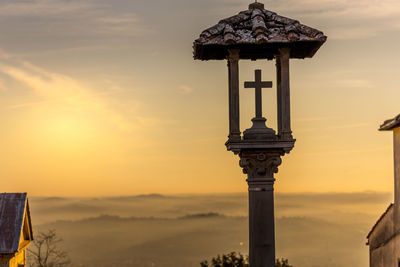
[248, 179, 275, 267]
[276, 48, 292, 139]
[228, 49, 241, 141]
[240, 151, 282, 267]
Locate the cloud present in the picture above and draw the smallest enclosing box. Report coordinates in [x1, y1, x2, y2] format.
[334, 78, 373, 89]
[277, 0, 400, 39]
[0, 0, 92, 16]
[98, 14, 138, 25]
[302, 146, 392, 157]
[179, 85, 194, 94]
[0, 53, 135, 131]
[327, 122, 372, 130]
[295, 121, 373, 134]
[281, 0, 400, 19]
[0, 78, 5, 91]
[7, 101, 48, 109]
[0, 0, 152, 52]
[302, 69, 375, 90]
[295, 116, 340, 122]
[95, 14, 153, 35]
[0, 49, 12, 59]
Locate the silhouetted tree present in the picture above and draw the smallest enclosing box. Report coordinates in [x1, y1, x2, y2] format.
[200, 252, 247, 267]
[200, 252, 292, 267]
[28, 229, 71, 267]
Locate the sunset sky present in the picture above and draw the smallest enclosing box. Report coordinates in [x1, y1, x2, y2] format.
[1, 0, 400, 196]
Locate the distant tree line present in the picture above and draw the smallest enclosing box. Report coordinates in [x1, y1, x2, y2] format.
[200, 252, 292, 267]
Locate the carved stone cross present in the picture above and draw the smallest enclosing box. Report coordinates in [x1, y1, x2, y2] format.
[244, 69, 272, 119]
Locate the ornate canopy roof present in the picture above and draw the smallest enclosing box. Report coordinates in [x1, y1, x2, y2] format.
[193, 2, 327, 60]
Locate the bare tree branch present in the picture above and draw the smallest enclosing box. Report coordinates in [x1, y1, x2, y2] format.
[28, 229, 71, 267]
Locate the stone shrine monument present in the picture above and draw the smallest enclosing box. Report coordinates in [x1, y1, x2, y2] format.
[193, 2, 326, 266]
[367, 114, 400, 267]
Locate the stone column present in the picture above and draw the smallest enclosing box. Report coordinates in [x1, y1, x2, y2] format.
[239, 150, 282, 267]
[276, 48, 292, 140]
[228, 49, 241, 141]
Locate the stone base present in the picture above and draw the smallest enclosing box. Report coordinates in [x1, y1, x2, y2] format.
[243, 117, 277, 141]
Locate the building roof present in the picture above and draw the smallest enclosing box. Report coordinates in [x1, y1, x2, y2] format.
[367, 203, 393, 240]
[193, 2, 327, 60]
[0, 193, 32, 254]
[379, 114, 400, 131]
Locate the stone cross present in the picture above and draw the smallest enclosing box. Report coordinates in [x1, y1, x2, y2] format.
[244, 69, 272, 119]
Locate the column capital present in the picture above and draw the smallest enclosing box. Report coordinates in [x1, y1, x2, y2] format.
[239, 150, 283, 181]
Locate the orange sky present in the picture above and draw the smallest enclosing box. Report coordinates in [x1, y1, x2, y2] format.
[0, 0, 399, 196]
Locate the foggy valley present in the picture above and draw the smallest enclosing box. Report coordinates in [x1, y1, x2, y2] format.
[28, 192, 391, 267]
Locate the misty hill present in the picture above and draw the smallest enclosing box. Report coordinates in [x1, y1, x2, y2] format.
[30, 192, 391, 225]
[30, 192, 392, 267]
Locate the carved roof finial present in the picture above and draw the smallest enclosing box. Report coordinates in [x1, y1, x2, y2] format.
[249, 1, 264, 10]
